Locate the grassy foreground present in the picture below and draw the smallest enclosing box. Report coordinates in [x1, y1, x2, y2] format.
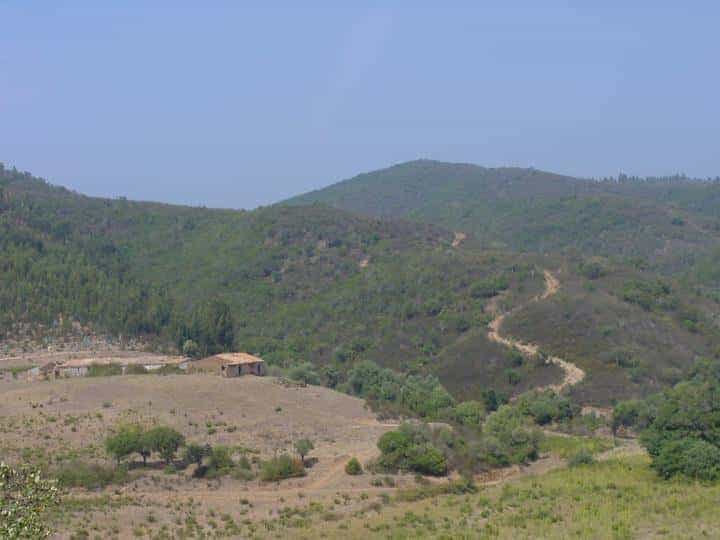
[285, 456, 720, 539]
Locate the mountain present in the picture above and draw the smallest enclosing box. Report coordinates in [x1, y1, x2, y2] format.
[286, 159, 720, 262]
[0, 164, 560, 401]
[286, 160, 720, 403]
[3, 161, 720, 405]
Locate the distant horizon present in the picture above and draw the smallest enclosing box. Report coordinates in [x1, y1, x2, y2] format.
[2, 156, 713, 211]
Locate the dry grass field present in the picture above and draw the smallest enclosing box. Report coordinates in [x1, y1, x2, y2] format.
[0, 373, 413, 539]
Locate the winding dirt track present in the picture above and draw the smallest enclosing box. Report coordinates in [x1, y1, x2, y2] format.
[487, 269, 585, 393]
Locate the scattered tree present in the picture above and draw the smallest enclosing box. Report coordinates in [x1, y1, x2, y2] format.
[294, 438, 315, 465]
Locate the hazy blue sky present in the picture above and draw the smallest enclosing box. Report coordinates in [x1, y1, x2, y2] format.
[2, 2, 718, 208]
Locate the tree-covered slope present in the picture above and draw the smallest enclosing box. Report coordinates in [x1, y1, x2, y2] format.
[4, 162, 720, 405]
[0, 164, 559, 400]
[286, 160, 720, 263]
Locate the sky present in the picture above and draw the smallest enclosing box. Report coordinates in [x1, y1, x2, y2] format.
[1, 2, 719, 208]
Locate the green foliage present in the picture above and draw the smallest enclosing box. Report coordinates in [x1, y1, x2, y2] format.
[347, 360, 455, 419]
[183, 443, 208, 466]
[620, 279, 672, 311]
[567, 449, 595, 467]
[106, 424, 184, 465]
[294, 438, 315, 463]
[451, 400, 486, 426]
[205, 446, 236, 478]
[144, 426, 185, 464]
[55, 462, 129, 489]
[652, 439, 720, 481]
[345, 457, 363, 475]
[182, 339, 200, 358]
[377, 424, 448, 476]
[480, 404, 541, 466]
[260, 454, 305, 482]
[105, 424, 144, 464]
[288, 363, 320, 385]
[470, 275, 509, 298]
[636, 368, 720, 481]
[0, 462, 59, 539]
[515, 390, 578, 426]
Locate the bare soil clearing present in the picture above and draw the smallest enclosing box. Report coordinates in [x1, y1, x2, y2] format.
[488, 269, 586, 393]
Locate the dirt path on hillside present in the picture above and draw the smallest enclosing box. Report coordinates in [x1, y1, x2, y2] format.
[488, 269, 585, 393]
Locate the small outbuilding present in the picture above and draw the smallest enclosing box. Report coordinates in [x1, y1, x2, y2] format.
[214, 352, 265, 377]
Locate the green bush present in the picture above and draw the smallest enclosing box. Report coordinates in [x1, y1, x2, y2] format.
[451, 400, 486, 426]
[652, 439, 720, 481]
[480, 405, 541, 466]
[56, 462, 129, 489]
[288, 362, 320, 385]
[260, 454, 305, 482]
[377, 424, 448, 476]
[345, 457, 363, 475]
[567, 449, 595, 467]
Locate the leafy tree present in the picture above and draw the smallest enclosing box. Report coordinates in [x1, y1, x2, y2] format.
[105, 424, 143, 465]
[294, 438, 314, 464]
[145, 426, 185, 464]
[0, 462, 59, 539]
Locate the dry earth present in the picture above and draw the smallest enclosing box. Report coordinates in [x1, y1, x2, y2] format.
[0, 374, 412, 538]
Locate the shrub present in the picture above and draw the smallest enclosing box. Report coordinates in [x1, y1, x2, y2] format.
[56, 462, 130, 489]
[205, 446, 235, 478]
[652, 439, 720, 481]
[480, 405, 541, 466]
[345, 457, 363, 475]
[183, 443, 208, 466]
[260, 454, 305, 482]
[377, 424, 448, 476]
[0, 462, 59, 539]
[567, 449, 595, 467]
[452, 400, 486, 426]
[288, 363, 320, 385]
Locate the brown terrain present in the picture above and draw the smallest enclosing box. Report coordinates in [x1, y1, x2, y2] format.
[0, 373, 412, 538]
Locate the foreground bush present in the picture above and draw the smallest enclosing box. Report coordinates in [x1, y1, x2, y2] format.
[260, 454, 305, 482]
[0, 462, 59, 539]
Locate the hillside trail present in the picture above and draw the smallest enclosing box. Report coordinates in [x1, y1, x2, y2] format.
[487, 269, 585, 393]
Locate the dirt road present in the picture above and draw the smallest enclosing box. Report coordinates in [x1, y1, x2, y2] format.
[487, 269, 585, 393]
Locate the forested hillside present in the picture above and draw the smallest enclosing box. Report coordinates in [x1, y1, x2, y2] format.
[287, 160, 720, 403]
[0, 164, 559, 401]
[4, 161, 720, 404]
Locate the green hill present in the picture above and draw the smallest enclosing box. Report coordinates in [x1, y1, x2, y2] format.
[287, 160, 720, 403]
[4, 161, 720, 405]
[0, 164, 559, 401]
